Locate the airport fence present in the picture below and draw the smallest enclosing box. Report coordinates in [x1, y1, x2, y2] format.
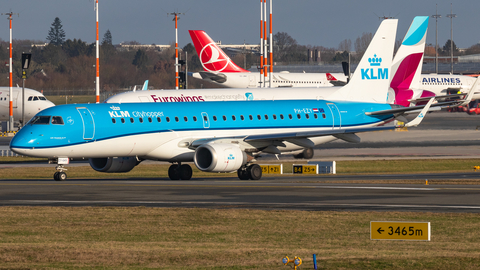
[0, 149, 21, 157]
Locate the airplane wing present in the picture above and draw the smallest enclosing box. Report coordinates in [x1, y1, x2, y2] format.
[328, 80, 347, 86]
[190, 99, 433, 152]
[197, 71, 227, 83]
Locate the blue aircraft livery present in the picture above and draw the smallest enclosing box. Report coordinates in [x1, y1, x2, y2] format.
[11, 99, 401, 181]
[361, 54, 388, 80]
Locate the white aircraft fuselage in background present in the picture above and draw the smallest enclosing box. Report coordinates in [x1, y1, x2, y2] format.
[0, 87, 55, 123]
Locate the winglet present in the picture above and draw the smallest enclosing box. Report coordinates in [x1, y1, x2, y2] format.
[403, 97, 434, 127]
[457, 76, 480, 106]
[142, 80, 149, 91]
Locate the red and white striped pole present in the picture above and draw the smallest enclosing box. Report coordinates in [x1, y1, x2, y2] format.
[5, 12, 14, 131]
[174, 13, 179, 90]
[269, 0, 273, 88]
[263, 0, 268, 86]
[259, 0, 264, 87]
[95, 0, 100, 103]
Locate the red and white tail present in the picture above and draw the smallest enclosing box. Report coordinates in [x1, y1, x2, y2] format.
[326, 73, 337, 81]
[189, 30, 250, 73]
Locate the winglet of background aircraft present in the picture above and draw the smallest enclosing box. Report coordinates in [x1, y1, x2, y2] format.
[189, 30, 250, 73]
[142, 80, 149, 91]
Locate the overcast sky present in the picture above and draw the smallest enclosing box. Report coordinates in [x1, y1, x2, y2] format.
[1, 0, 479, 50]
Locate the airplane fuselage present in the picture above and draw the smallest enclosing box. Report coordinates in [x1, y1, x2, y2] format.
[11, 100, 393, 161]
[192, 71, 345, 88]
[0, 87, 55, 123]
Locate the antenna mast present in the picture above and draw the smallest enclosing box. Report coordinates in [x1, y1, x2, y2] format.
[168, 11, 185, 90]
[2, 11, 18, 131]
[95, 0, 100, 103]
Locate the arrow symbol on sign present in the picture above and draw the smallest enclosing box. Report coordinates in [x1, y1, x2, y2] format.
[377, 227, 384, 234]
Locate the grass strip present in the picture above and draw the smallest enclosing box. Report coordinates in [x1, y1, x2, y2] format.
[0, 207, 479, 269]
[1, 159, 480, 181]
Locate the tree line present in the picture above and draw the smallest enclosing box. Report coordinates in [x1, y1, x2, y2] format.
[0, 17, 478, 93]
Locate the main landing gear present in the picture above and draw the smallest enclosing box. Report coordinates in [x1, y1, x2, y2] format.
[168, 163, 193, 180]
[237, 164, 262, 180]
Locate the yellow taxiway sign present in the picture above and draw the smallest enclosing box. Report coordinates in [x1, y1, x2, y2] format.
[371, 221, 430, 241]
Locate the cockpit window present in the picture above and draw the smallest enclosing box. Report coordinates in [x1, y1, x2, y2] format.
[33, 96, 39, 101]
[39, 96, 47, 101]
[28, 96, 33, 101]
[30, 116, 51, 125]
[51, 116, 64, 125]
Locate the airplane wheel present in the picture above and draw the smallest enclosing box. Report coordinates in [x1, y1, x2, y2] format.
[58, 172, 67, 181]
[180, 164, 192, 180]
[237, 168, 249, 180]
[247, 164, 262, 180]
[53, 172, 60, 181]
[168, 164, 181, 180]
[303, 148, 314, 159]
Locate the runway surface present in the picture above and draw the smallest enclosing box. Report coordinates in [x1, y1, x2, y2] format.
[1, 178, 480, 213]
[1, 112, 480, 213]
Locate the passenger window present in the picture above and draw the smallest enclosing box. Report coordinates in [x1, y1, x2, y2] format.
[193, 116, 197, 122]
[223, 115, 227, 121]
[175, 116, 179, 122]
[139, 118, 143, 123]
[203, 115, 208, 121]
[184, 116, 188, 122]
[232, 115, 236, 121]
[297, 114, 301, 119]
[264, 114, 268, 120]
[130, 118, 134, 123]
[322, 113, 326, 119]
[51, 116, 64, 125]
[257, 115, 261, 120]
[314, 114, 318, 119]
[240, 115, 245, 120]
[249, 115, 253, 120]
[121, 118, 125, 123]
[157, 117, 161, 122]
[213, 116, 217, 121]
[288, 114, 293, 119]
[306, 114, 310, 119]
[280, 114, 284, 120]
[148, 117, 152, 123]
[166, 117, 170, 122]
[112, 118, 116, 124]
[273, 114, 277, 120]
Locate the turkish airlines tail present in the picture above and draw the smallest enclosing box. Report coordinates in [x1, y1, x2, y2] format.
[189, 30, 250, 73]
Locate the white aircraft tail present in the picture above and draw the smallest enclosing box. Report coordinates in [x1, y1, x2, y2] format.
[328, 19, 398, 103]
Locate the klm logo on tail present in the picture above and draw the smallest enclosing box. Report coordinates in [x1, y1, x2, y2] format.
[361, 54, 388, 80]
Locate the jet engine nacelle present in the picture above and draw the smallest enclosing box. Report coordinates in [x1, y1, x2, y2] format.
[89, 157, 139, 173]
[194, 143, 247, 172]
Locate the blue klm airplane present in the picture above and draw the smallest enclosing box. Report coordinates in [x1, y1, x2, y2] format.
[9, 19, 435, 181]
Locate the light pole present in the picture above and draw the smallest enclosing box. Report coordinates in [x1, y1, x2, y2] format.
[446, 3, 456, 74]
[168, 12, 185, 90]
[2, 12, 18, 131]
[95, 0, 100, 103]
[431, 4, 441, 74]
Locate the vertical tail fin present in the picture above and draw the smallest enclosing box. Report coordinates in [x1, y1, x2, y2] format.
[142, 80, 149, 91]
[389, 16, 429, 106]
[328, 19, 398, 103]
[189, 30, 250, 73]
